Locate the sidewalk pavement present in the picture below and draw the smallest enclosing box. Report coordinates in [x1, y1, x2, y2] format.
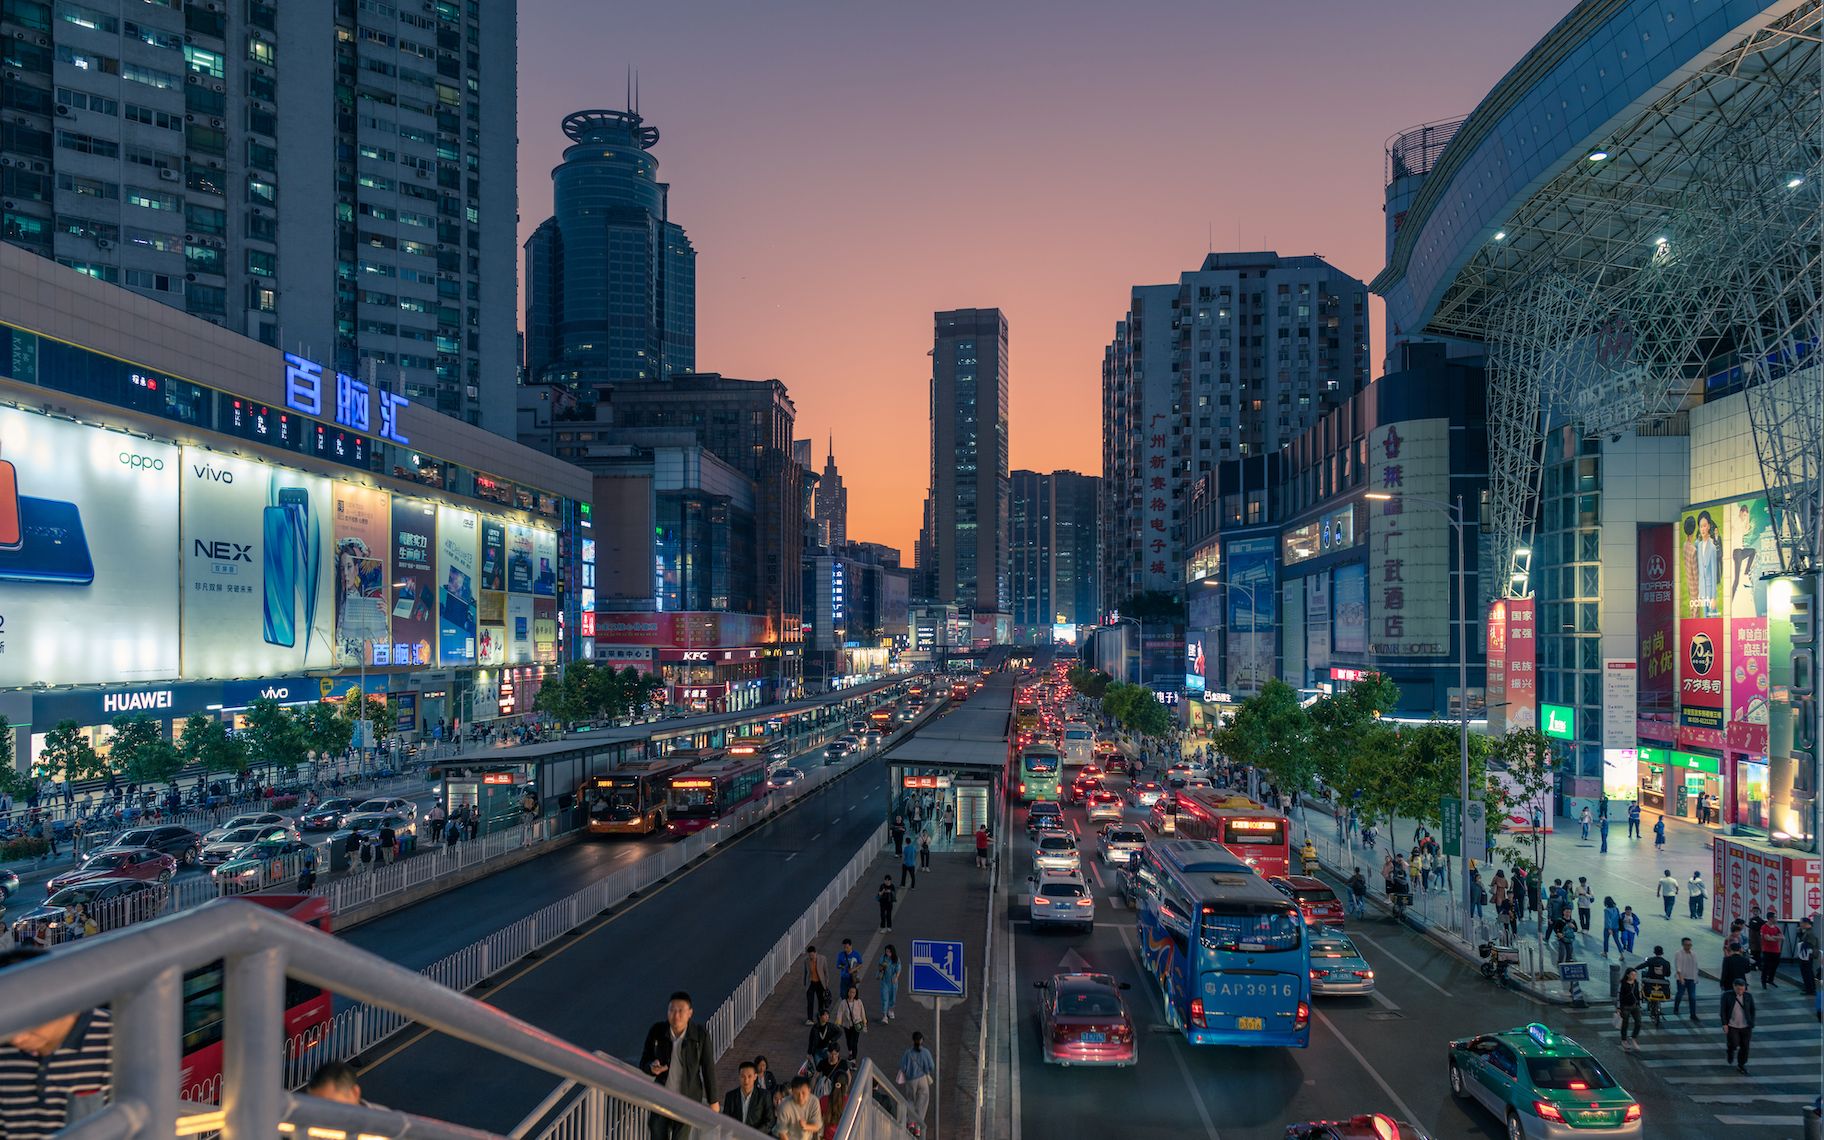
[721, 831, 990, 1139]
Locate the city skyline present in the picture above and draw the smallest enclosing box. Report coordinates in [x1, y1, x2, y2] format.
[518, 1, 1568, 555]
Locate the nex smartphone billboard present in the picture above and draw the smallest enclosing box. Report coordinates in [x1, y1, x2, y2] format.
[0, 405, 557, 688]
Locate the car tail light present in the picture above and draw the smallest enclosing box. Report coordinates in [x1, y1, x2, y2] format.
[1533, 1101, 1565, 1123]
[1109, 1024, 1132, 1043]
[1309, 969, 1325, 981]
[1623, 1105, 1641, 1123]
[1075, 897, 1092, 907]
[1019, 783, 1027, 794]
[1354, 970, 1374, 979]
[1188, 998, 1206, 1028]
[1294, 1001, 1310, 1030]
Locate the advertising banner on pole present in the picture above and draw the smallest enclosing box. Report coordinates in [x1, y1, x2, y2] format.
[180, 452, 335, 677]
[388, 498, 437, 668]
[1486, 600, 1508, 735]
[1636, 523, 1677, 742]
[332, 484, 391, 668]
[0, 407, 181, 686]
[436, 505, 478, 666]
[1504, 597, 1536, 732]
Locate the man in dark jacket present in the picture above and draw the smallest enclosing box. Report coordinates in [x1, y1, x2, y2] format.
[806, 1008, 841, 1063]
[1720, 943, 1754, 993]
[1720, 976, 1756, 1074]
[638, 991, 716, 1140]
[718, 1060, 775, 1133]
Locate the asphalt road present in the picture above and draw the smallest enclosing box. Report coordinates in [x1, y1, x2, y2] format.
[1005, 770, 1803, 1140]
[348, 743, 894, 1132]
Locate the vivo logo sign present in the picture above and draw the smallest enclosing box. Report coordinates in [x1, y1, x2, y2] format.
[260, 686, 292, 700]
[102, 690, 175, 714]
[191, 464, 235, 484]
[194, 540, 253, 563]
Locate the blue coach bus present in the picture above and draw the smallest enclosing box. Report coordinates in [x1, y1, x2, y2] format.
[1133, 840, 1311, 1048]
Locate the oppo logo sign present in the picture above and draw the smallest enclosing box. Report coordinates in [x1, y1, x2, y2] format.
[118, 452, 165, 471]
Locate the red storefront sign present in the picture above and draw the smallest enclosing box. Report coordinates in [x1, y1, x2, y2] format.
[670, 684, 728, 703]
[596, 612, 772, 649]
[1677, 617, 1725, 750]
[1713, 837, 1822, 926]
[1504, 598, 1536, 732]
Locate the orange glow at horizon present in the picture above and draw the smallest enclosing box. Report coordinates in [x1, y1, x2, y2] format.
[521, 3, 1569, 557]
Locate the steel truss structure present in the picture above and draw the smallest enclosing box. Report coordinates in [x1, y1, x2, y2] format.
[1425, 2, 1823, 590]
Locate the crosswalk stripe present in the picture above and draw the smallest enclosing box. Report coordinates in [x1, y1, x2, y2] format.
[1714, 1115, 1812, 1125]
[1642, 1055, 1818, 1069]
[1693, 1094, 1818, 1105]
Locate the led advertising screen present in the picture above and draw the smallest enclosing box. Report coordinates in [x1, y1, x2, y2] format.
[1226, 535, 1277, 693]
[1184, 633, 1206, 696]
[332, 484, 391, 668]
[534, 597, 558, 663]
[507, 594, 534, 664]
[1332, 562, 1367, 657]
[436, 505, 479, 666]
[0, 407, 181, 686]
[179, 453, 335, 677]
[532, 527, 558, 597]
[506, 523, 535, 594]
[389, 498, 437, 668]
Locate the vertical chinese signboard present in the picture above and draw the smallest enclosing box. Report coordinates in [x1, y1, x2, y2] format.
[1636, 524, 1676, 742]
[1367, 419, 1450, 657]
[1140, 403, 1172, 590]
[1486, 600, 1508, 735]
[1505, 597, 1536, 732]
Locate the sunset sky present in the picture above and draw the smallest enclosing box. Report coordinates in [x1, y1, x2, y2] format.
[519, 2, 1570, 556]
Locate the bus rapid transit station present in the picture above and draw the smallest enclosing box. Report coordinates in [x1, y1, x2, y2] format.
[882, 673, 1020, 840]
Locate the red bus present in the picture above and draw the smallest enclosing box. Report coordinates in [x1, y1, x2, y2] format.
[1170, 792, 1292, 877]
[180, 895, 333, 1101]
[663, 751, 768, 835]
[581, 754, 704, 836]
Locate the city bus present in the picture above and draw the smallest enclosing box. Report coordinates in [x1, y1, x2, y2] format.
[1017, 743, 1063, 803]
[1014, 703, 1042, 742]
[181, 895, 334, 1101]
[1171, 792, 1293, 877]
[1132, 840, 1310, 1048]
[1062, 722, 1095, 769]
[664, 751, 769, 835]
[580, 754, 704, 836]
[867, 708, 895, 733]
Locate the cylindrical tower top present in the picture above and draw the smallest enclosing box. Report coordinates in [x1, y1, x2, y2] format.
[561, 109, 660, 149]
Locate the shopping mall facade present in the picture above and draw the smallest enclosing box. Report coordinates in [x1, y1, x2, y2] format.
[0, 246, 593, 767]
[1373, 0, 1821, 897]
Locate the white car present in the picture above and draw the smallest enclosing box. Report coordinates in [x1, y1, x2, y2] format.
[768, 766, 804, 789]
[203, 812, 289, 843]
[1100, 825, 1146, 865]
[1029, 869, 1094, 930]
[1033, 833, 1080, 874]
[356, 797, 416, 818]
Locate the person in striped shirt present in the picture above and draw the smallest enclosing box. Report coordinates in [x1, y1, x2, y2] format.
[0, 948, 112, 1140]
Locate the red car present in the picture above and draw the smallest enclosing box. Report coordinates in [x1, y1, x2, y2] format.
[1035, 972, 1136, 1067]
[1269, 875, 1346, 929]
[47, 847, 177, 894]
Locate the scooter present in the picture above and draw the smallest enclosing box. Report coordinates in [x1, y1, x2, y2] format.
[1478, 941, 1518, 988]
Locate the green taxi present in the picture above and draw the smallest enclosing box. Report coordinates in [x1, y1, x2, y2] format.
[1447, 1023, 1641, 1139]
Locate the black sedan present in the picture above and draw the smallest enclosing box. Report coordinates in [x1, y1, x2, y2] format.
[97, 825, 204, 867]
[9, 877, 169, 944]
[298, 798, 358, 832]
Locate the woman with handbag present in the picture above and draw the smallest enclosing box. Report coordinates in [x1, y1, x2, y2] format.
[835, 984, 868, 1060]
[1616, 967, 1643, 1052]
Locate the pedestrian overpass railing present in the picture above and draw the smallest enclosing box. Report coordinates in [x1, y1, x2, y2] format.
[0, 898, 777, 1140]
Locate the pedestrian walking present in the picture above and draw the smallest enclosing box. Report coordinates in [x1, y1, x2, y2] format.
[1746, 909, 1766, 972]
[1347, 867, 1368, 918]
[802, 945, 832, 1025]
[296, 850, 318, 894]
[1687, 870, 1707, 919]
[918, 832, 931, 871]
[1615, 967, 1642, 1052]
[890, 815, 905, 856]
[1627, 800, 1641, 839]
[835, 985, 867, 1061]
[877, 945, 900, 1023]
[378, 821, 396, 865]
[974, 825, 990, 869]
[1720, 941, 1753, 992]
[806, 1010, 840, 1064]
[836, 939, 862, 1000]
[358, 833, 375, 873]
[1795, 916, 1817, 995]
[1657, 869, 1680, 920]
[1721, 976, 1756, 1074]
[1758, 916, 1784, 988]
[1576, 877, 1594, 932]
[638, 991, 716, 1140]
[900, 836, 917, 889]
[1652, 814, 1666, 853]
[1601, 897, 1621, 959]
[877, 877, 896, 932]
[1673, 937, 1700, 1022]
[1599, 812, 1610, 853]
[1620, 905, 1640, 956]
[1579, 804, 1592, 841]
[895, 1031, 935, 1132]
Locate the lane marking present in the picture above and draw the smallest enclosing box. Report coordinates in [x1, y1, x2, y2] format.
[1312, 1007, 1433, 1134]
[1368, 988, 1401, 1012]
[1007, 870, 1022, 1140]
[1345, 931, 1453, 997]
[1113, 925, 1222, 1140]
[1085, 861, 1104, 890]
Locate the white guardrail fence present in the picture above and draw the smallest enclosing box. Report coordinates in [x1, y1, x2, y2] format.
[176, 738, 893, 1104]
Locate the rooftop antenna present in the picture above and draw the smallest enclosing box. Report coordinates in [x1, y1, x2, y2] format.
[634, 69, 640, 116]
[625, 66, 631, 113]
[1207, 222, 1213, 255]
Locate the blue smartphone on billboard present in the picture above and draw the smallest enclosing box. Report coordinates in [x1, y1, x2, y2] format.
[0, 497, 95, 585]
[262, 503, 301, 647]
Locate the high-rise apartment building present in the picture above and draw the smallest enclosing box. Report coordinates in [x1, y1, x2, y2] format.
[1010, 469, 1101, 641]
[0, 0, 518, 432]
[813, 437, 847, 549]
[926, 308, 1010, 623]
[1102, 254, 1367, 607]
[523, 108, 695, 391]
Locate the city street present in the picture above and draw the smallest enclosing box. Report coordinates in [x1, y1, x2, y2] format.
[1000, 768, 1819, 1139]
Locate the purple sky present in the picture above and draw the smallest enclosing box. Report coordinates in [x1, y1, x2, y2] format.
[519, 2, 1570, 555]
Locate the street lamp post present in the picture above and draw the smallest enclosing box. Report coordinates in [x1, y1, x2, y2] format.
[1367, 491, 1472, 942]
[1109, 615, 1144, 686]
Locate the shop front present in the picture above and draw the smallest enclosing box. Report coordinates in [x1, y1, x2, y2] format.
[1636, 745, 1722, 823]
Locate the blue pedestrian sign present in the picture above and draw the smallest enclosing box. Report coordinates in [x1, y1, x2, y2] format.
[910, 939, 965, 998]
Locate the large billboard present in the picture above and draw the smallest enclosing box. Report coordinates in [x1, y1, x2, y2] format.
[1332, 562, 1367, 656]
[1504, 597, 1536, 733]
[533, 527, 558, 596]
[1184, 633, 1207, 696]
[506, 523, 536, 594]
[477, 516, 508, 667]
[436, 505, 478, 666]
[1226, 535, 1277, 693]
[332, 485, 391, 668]
[0, 407, 181, 686]
[1724, 497, 1775, 753]
[1637, 524, 1676, 742]
[180, 453, 335, 677]
[1486, 600, 1508, 734]
[1305, 572, 1331, 675]
[1677, 507, 1725, 749]
[1679, 506, 1725, 619]
[388, 498, 437, 668]
[1367, 419, 1450, 656]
